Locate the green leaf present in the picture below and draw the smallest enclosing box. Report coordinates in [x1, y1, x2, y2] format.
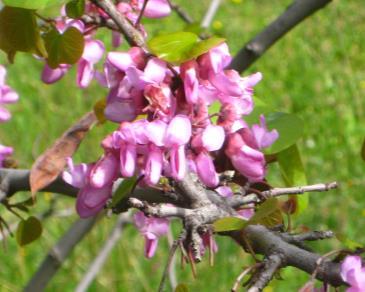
[16, 216, 43, 246]
[111, 177, 138, 207]
[2, 0, 60, 10]
[0, 6, 47, 61]
[248, 198, 283, 227]
[188, 37, 225, 59]
[44, 27, 84, 68]
[175, 283, 189, 292]
[148, 32, 199, 64]
[277, 144, 308, 214]
[213, 216, 247, 232]
[65, 0, 85, 19]
[264, 112, 304, 154]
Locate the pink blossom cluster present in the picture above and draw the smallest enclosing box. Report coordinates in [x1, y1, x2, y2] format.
[0, 65, 18, 166]
[341, 255, 365, 292]
[64, 42, 278, 219]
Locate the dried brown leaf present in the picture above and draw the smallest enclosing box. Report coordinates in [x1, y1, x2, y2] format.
[30, 111, 97, 196]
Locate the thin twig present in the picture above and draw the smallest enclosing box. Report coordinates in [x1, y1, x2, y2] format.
[231, 264, 258, 292]
[158, 231, 186, 292]
[229, 0, 332, 73]
[167, 0, 194, 24]
[75, 213, 130, 292]
[201, 0, 221, 29]
[135, 0, 149, 26]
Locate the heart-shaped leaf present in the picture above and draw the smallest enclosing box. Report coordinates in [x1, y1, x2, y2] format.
[264, 112, 304, 154]
[2, 0, 61, 10]
[65, 0, 85, 19]
[148, 32, 198, 64]
[16, 216, 43, 246]
[0, 7, 47, 61]
[44, 26, 84, 69]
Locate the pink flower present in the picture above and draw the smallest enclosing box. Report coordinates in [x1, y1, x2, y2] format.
[63, 157, 113, 218]
[164, 115, 192, 180]
[341, 255, 365, 292]
[0, 65, 19, 122]
[251, 115, 279, 149]
[137, 0, 171, 18]
[134, 211, 169, 258]
[77, 39, 105, 88]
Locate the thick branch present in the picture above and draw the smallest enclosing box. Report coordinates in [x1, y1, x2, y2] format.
[229, 0, 332, 73]
[231, 225, 344, 287]
[24, 216, 98, 291]
[91, 0, 146, 48]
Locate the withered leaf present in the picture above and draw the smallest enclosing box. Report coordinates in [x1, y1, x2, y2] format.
[30, 111, 97, 196]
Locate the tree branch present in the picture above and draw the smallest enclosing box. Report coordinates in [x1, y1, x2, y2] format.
[24, 216, 99, 291]
[91, 0, 146, 48]
[229, 0, 332, 73]
[231, 225, 344, 287]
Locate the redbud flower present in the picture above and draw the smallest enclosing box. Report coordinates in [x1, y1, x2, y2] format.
[0, 65, 19, 122]
[341, 255, 365, 292]
[134, 211, 169, 258]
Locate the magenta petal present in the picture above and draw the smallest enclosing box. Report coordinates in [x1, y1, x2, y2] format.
[144, 57, 167, 84]
[62, 158, 92, 188]
[170, 145, 186, 181]
[251, 115, 279, 149]
[107, 52, 135, 72]
[164, 115, 191, 147]
[201, 125, 225, 151]
[231, 145, 265, 182]
[144, 146, 163, 185]
[120, 144, 136, 177]
[144, 235, 158, 258]
[90, 153, 119, 188]
[146, 120, 167, 146]
[140, 0, 171, 18]
[77, 59, 94, 88]
[341, 256, 362, 283]
[209, 70, 243, 97]
[1, 86, 19, 103]
[82, 40, 105, 64]
[184, 67, 199, 104]
[76, 184, 112, 218]
[0, 65, 6, 86]
[41, 64, 68, 84]
[0, 107, 11, 122]
[195, 152, 219, 188]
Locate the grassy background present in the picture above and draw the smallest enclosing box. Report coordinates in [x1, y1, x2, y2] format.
[0, 0, 365, 291]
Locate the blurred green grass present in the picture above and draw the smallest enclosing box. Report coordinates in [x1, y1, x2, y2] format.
[0, 0, 364, 291]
